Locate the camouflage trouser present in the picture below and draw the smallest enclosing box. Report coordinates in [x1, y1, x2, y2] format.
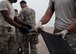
[0, 26, 18, 54]
[16, 30, 38, 54]
[53, 29, 76, 53]
[30, 33, 38, 54]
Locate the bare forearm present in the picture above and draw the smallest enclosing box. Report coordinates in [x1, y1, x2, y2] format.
[1, 10, 21, 28]
[5, 16, 21, 28]
[40, 7, 54, 24]
[67, 22, 76, 32]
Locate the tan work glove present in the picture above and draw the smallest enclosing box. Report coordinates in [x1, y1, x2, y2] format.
[34, 21, 42, 32]
[56, 29, 68, 39]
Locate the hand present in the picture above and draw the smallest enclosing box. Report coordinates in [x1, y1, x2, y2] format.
[56, 29, 68, 39]
[34, 21, 42, 31]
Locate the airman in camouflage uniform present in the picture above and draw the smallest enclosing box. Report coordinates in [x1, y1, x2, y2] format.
[0, 0, 30, 54]
[16, 1, 39, 54]
[0, 26, 18, 54]
[0, 0, 18, 54]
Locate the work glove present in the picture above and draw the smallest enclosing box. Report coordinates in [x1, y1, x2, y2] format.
[34, 21, 42, 32]
[56, 29, 68, 39]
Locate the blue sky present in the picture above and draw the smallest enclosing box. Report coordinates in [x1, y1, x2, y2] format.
[0, 0, 55, 27]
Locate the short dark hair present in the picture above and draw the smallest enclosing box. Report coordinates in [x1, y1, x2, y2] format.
[20, 1, 27, 4]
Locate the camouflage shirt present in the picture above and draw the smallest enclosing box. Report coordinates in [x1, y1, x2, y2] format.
[18, 7, 36, 29]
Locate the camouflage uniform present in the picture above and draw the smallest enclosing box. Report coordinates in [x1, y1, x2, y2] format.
[16, 7, 38, 54]
[0, 0, 18, 54]
[53, 29, 76, 53]
[0, 26, 18, 54]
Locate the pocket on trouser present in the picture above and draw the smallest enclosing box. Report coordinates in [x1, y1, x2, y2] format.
[0, 27, 18, 54]
[9, 35, 18, 54]
[0, 27, 11, 54]
[30, 34, 39, 44]
[30, 44, 37, 54]
[0, 38, 10, 54]
[16, 31, 23, 46]
[22, 43, 29, 54]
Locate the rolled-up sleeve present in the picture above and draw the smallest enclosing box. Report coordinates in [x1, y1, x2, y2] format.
[0, 1, 8, 11]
